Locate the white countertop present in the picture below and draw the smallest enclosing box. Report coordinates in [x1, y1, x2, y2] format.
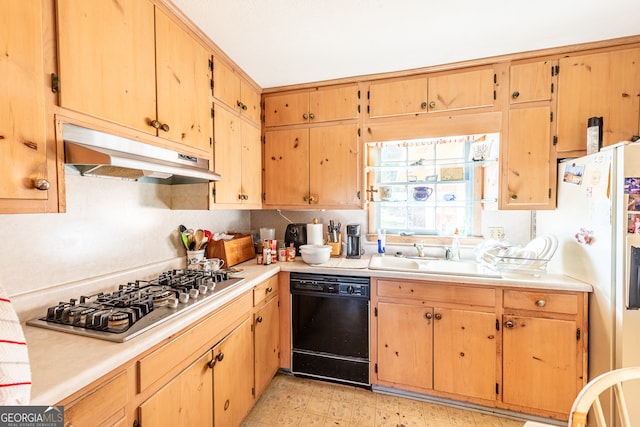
[21, 256, 591, 405]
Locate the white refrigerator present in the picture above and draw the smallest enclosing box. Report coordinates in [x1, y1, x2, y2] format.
[537, 142, 640, 423]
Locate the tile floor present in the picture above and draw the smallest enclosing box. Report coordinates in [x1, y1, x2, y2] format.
[242, 373, 529, 427]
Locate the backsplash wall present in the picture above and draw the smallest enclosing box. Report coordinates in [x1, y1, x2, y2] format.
[0, 175, 250, 299]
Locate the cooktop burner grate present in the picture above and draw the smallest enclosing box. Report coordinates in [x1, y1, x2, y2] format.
[27, 269, 244, 342]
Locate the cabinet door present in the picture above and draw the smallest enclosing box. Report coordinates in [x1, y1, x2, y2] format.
[309, 124, 360, 208]
[502, 315, 580, 415]
[428, 68, 495, 112]
[139, 352, 213, 427]
[503, 106, 555, 209]
[155, 9, 212, 153]
[377, 302, 433, 389]
[254, 296, 280, 398]
[510, 60, 555, 104]
[213, 318, 254, 427]
[0, 1, 49, 202]
[264, 92, 310, 126]
[309, 85, 360, 123]
[263, 129, 310, 206]
[369, 77, 429, 118]
[56, 0, 156, 133]
[240, 80, 262, 125]
[433, 308, 497, 401]
[213, 57, 242, 114]
[240, 120, 263, 208]
[557, 48, 640, 154]
[213, 106, 243, 205]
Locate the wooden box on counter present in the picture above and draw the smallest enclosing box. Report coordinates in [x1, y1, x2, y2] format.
[206, 234, 255, 267]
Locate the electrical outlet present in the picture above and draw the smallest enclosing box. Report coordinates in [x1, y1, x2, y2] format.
[487, 227, 504, 240]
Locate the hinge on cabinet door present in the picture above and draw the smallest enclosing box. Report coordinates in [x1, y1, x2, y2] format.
[493, 73, 497, 84]
[577, 328, 581, 340]
[261, 135, 266, 144]
[358, 128, 361, 137]
[551, 82, 555, 94]
[358, 105, 361, 113]
[262, 192, 266, 201]
[496, 383, 499, 394]
[375, 363, 378, 374]
[374, 307, 378, 317]
[358, 90, 361, 99]
[493, 90, 496, 100]
[553, 135, 558, 146]
[50, 73, 60, 93]
[367, 90, 370, 100]
[552, 65, 559, 76]
[209, 58, 213, 70]
[212, 187, 216, 197]
[549, 188, 552, 199]
[367, 105, 370, 114]
[357, 190, 361, 200]
[550, 112, 553, 122]
[496, 319, 500, 331]
[210, 79, 214, 90]
[252, 387, 255, 397]
[211, 108, 215, 118]
[210, 137, 213, 147]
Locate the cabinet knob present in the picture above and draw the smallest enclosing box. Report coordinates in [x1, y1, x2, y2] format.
[256, 316, 263, 323]
[424, 312, 432, 320]
[34, 179, 50, 191]
[421, 101, 427, 110]
[512, 91, 520, 99]
[160, 123, 170, 132]
[536, 299, 546, 307]
[505, 320, 514, 328]
[429, 101, 436, 108]
[238, 193, 248, 200]
[510, 194, 518, 200]
[309, 113, 315, 119]
[208, 359, 216, 369]
[216, 352, 225, 362]
[303, 113, 309, 119]
[266, 286, 273, 293]
[150, 119, 161, 129]
[434, 313, 442, 320]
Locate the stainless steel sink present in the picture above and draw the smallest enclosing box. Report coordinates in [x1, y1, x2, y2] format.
[368, 256, 500, 278]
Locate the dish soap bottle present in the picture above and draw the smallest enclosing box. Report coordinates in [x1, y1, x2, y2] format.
[377, 228, 386, 256]
[451, 228, 461, 261]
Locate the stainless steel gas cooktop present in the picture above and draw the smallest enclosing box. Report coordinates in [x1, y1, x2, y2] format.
[27, 269, 244, 342]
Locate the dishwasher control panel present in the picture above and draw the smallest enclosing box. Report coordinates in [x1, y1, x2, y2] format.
[290, 272, 369, 298]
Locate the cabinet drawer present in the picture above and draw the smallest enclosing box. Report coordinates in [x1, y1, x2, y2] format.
[377, 280, 495, 307]
[503, 289, 578, 315]
[138, 292, 252, 392]
[65, 371, 127, 427]
[254, 275, 279, 307]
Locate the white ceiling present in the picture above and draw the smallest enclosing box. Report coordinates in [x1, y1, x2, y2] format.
[172, 0, 640, 89]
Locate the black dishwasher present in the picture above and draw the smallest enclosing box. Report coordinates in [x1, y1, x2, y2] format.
[290, 272, 370, 386]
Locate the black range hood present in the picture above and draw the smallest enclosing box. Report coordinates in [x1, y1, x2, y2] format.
[63, 123, 220, 183]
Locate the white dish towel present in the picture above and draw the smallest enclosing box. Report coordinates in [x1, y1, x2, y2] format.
[0, 284, 31, 404]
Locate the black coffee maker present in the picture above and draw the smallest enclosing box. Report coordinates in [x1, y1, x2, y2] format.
[285, 223, 307, 255]
[346, 224, 362, 259]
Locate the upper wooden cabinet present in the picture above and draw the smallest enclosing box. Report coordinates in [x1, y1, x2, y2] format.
[263, 124, 360, 209]
[213, 57, 261, 125]
[213, 105, 262, 209]
[557, 47, 640, 157]
[509, 60, 556, 104]
[56, 0, 212, 154]
[264, 85, 360, 127]
[502, 59, 558, 210]
[369, 68, 496, 118]
[0, 1, 60, 213]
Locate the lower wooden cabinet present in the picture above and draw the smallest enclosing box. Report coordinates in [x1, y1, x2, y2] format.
[253, 275, 280, 399]
[376, 281, 497, 402]
[373, 278, 588, 421]
[212, 318, 254, 427]
[139, 352, 213, 427]
[63, 371, 128, 427]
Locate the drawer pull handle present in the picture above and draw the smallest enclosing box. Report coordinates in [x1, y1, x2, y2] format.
[536, 299, 546, 307]
[256, 316, 263, 323]
[266, 286, 273, 293]
[505, 320, 514, 328]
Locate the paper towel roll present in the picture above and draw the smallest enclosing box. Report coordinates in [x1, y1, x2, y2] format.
[306, 223, 324, 245]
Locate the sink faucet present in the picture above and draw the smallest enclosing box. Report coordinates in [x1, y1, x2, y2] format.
[444, 247, 452, 260]
[414, 242, 425, 257]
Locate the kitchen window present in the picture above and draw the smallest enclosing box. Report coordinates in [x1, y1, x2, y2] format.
[365, 134, 499, 237]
